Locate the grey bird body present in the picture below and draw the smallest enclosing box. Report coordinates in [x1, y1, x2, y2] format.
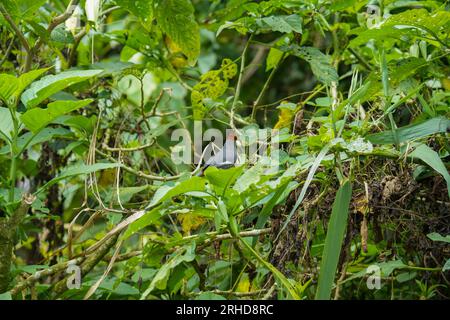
[197, 132, 237, 176]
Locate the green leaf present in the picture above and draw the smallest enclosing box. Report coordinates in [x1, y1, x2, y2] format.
[443, 259, 450, 272]
[315, 180, 352, 300]
[266, 47, 284, 71]
[0, 127, 72, 155]
[256, 14, 302, 34]
[122, 206, 163, 239]
[114, 0, 154, 24]
[16, 68, 49, 98]
[195, 292, 227, 300]
[204, 166, 244, 196]
[36, 162, 121, 194]
[21, 69, 102, 108]
[240, 238, 300, 300]
[0, 107, 15, 141]
[408, 143, 450, 198]
[280, 45, 338, 85]
[427, 232, 450, 244]
[155, 0, 200, 65]
[2, 0, 46, 21]
[149, 176, 206, 206]
[105, 185, 149, 204]
[277, 145, 331, 238]
[0, 74, 19, 105]
[141, 243, 196, 299]
[50, 25, 75, 44]
[21, 99, 93, 133]
[366, 117, 450, 145]
[0, 292, 12, 300]
[349, 9, 450, 47]
[0, 69, 48, 106]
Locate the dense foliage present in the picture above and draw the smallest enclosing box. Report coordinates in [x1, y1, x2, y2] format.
[0, 0, 449, 300]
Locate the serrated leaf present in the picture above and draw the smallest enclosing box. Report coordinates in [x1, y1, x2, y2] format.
[21, 99, 93, 133]
[21, 69, 102, 108]
[155, 0, 200, 65]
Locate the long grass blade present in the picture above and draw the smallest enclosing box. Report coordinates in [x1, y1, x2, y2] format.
[315, 180, 352, 300]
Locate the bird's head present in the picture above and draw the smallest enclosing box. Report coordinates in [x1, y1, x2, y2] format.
[226, 130, 238, 142]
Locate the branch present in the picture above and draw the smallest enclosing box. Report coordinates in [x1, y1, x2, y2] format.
[0, 4, 32, 72]
[11, 256, 84, 296]
[0, 37, 14, 69]
[95, 148, 182, 181]
[51, 234, 119, 298]
[34, 0, 80, 52]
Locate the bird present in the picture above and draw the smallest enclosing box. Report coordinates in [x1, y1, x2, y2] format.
[197, 131, 238, 176]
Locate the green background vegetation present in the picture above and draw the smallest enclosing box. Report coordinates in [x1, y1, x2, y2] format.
[0, 0, 449, 300]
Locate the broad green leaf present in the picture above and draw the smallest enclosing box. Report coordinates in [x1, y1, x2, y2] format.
[367, 117, 450, 144]
[315, 180, 352, 300]
[0, 127, 72, 155]
[149, 176, 206, 206]
[141, 243, 196, 299]
[21, 70, 102, 108]
[121, 206, 163, 239]
[266, 47, 284, 71]
[114, 0, 154, 24]
[155, 0, 200, 65]
[349, 9, 450, 47]
[16, 69, 49, 98]
[0, 74, 19, 105]
[427, 232, 450, 244]
[0, 69, 48, 106]
[36, 162, 121, 194]
[2, 0, 46, 21]
[408, 143, 450, 198]
[256, 14, 302, 34]
[0, 107, 15, 141]
[280, 45, 338, 85]
[21, 99, 93, 133]
[204, 165, 244, 196]
[105, 185, 149, 204]
[0, 292, 12, 300]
